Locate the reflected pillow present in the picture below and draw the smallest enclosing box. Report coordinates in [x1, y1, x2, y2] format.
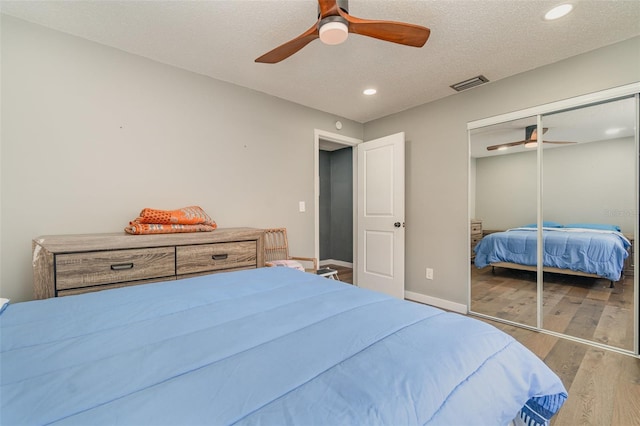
[565, 223, 621, 232]
[521, 221, 564, 228]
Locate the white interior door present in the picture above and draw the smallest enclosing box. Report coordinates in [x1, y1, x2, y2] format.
[356, 132, 405, 298]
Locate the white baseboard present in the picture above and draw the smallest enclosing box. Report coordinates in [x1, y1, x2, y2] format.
[404, 291, 467, 314]
[319, 259, 353, 268]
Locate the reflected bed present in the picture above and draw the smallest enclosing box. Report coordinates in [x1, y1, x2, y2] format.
[474, 225, 630, 285]
[1, 267, 566, 425]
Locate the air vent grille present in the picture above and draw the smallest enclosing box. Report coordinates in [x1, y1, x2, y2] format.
[450, 75, 489, 92]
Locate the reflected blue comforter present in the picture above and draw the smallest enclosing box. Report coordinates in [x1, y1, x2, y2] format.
[1, 268, 566, 425]
[475, 227, 630, 281]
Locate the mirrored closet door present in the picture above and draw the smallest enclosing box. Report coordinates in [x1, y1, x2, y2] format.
[541, 98, 637, 351]
[469, 87, 639, 354]
[470, 117, 538, 328]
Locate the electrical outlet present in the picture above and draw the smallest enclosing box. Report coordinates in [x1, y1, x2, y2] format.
[426, 268, 434, 280]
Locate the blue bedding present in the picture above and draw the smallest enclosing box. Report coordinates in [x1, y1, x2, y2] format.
[475, 227, 630, 281]
[1, 268, 566, 425]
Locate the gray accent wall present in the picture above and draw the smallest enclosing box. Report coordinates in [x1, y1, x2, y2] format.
[319, 147, 353, 263]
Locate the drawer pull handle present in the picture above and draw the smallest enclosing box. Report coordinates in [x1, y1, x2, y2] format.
[111, 263, 134, 271]
[212, 254, 228, 261]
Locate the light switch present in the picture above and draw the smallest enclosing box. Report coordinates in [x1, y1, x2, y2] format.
[299, 201, 306, 212]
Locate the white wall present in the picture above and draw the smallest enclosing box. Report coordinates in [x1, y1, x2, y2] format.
[475, 150, 537, 230]
[475, 138, 635, 233]
[543, 138, 636, 234]
[363, 36, 640, 306]
[0, 15, 363, 302]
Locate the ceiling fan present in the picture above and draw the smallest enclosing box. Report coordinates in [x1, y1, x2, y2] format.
[486, 125, 577, 151]
[255, 0, 431, 64]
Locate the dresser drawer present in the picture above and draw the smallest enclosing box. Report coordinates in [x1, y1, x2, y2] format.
[57, 276, 176, 297]
[471, 223, 482, 234]
[56, 247, 176, 290]
[176, 241, 257, 275]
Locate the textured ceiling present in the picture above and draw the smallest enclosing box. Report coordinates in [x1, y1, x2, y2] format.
[2, 0, 640, 123]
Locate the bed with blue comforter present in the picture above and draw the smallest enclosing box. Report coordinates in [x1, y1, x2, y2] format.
[475, 226, 630, 282]
[1, 267, 566, 425]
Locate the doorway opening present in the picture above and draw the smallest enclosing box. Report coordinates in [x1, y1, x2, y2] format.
[314, 129, 361, 284]
[319, 143, 353, 280]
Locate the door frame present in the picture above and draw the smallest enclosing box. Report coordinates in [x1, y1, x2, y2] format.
[314, 129, 362, 283]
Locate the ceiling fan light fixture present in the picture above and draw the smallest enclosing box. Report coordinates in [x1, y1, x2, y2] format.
[256, 0, 431, 63]
[524, 141, 538, 149]
[319, 21, 349, 45]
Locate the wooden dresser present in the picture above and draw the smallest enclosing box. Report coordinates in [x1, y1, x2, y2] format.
[32, 228, 264, 299]
[470, 219, 483, 261]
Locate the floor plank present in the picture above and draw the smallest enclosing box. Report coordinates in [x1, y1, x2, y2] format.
[611, 356, 640, 425]
[552, 348, 618, 425]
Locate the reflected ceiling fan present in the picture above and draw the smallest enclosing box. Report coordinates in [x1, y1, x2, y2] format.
[486, 125, 577, 151]
[255, 0, 431, 64]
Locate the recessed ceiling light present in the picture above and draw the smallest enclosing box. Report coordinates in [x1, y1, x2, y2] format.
[544, 4, 573, 20]
[605, 127, 623, 135]
[363, 88, 377, 96]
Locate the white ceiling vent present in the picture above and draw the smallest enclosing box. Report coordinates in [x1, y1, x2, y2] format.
[450, 75, 489, 92]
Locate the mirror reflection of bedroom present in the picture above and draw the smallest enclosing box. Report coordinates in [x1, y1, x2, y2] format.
[469, 96, 637, 352]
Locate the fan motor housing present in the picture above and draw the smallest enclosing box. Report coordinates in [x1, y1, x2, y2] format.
[319, 15, 349, 30]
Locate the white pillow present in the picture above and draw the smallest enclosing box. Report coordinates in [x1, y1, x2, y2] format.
[0, 298, 10, 315]
[265, 259, 305, 271]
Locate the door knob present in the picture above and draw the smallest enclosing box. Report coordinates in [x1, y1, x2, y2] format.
[394, 222, 401, 228]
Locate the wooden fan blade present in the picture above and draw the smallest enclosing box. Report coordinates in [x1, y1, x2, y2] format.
[486, 141, 526, 151]
[339, 9, 430, 47]
[487, 139, 577, 151]
[255, 23, 320, 63]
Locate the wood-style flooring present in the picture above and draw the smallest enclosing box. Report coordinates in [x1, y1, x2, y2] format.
[321, 264, 353, 284]
[481, 317, 640, 426]
[471, 266, 635, 351]
[325, 265, 640, 425]
[471, 266, 640, 425]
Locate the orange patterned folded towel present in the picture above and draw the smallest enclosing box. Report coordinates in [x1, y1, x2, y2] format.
[125, 223, 216, 235]
[125, 206, 217, 235]
[136, 206, 215, 226]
